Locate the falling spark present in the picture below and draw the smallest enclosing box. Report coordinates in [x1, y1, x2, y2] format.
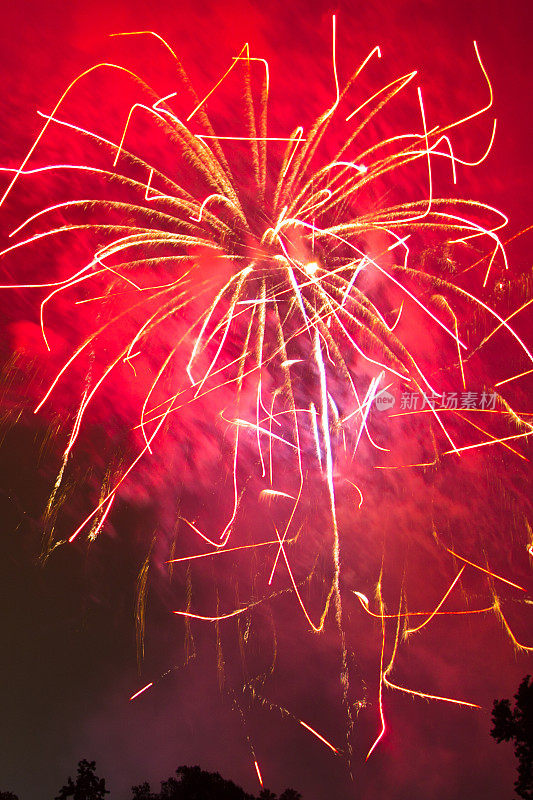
[298, 719, 339, 754]
[254, 760, 263, 788]
[129, 682, 154, 702]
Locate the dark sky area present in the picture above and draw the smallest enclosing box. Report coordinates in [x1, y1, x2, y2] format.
[0, 1, 532, 799]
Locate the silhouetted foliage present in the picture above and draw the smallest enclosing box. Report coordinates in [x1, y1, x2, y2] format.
[0, 792, 19, 800]
[131, 783, 156, 800]
[56, 760, 110, 800]
[130, 765, 302, 800]
[491, 675, 533, 800]
[132, 765, 255, 800]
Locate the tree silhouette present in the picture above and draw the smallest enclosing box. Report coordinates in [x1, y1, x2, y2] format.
[131, 783, 156, 800]
[56, 759, 110, 800]
[256, 790, 302, 800]
[132, 765, 255, 799]
[491, 675, 533, 800]
[130, 765, 302, 800]
[0, 792, 19, 800]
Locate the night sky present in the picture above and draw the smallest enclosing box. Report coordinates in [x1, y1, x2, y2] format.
[0, 1, 532, 799]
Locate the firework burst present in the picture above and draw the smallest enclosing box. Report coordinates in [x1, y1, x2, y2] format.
[1, 15, 532, 783]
